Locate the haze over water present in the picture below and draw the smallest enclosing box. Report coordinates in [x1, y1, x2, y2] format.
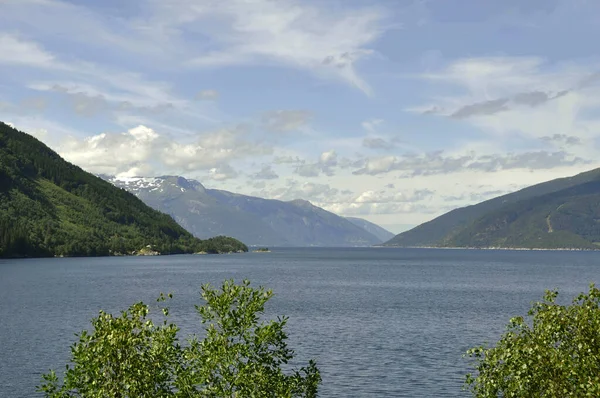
[2, 248, 600, 397]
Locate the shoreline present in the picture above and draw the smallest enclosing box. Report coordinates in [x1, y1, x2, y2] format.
[377, 245, 595, 252]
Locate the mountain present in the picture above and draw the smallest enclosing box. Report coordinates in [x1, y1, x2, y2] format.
[384, 168, 600, 249]
[104, 175, 386, 246]
[345, 217, 395, 242]
[0, 122, 247, 258]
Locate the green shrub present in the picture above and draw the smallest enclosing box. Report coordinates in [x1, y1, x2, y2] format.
[39, 279, 320, 397]
[466, 284, 600, 397]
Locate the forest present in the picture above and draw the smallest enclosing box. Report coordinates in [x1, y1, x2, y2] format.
[0, 122, 247, 258]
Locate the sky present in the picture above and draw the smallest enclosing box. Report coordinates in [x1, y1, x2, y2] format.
[2, 0, 600, 233]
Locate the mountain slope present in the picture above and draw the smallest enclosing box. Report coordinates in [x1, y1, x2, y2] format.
[445, 179, 600, 249]
[105, 176, 384, 247]
[384, 168, 600, 248]
[0, 122, 247, 257]
[345, 217, 395, 243]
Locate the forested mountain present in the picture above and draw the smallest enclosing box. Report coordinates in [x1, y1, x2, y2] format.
[104, 175, 387, 246]
[384, 168, 600, 249]
[0, 122, 247, 258]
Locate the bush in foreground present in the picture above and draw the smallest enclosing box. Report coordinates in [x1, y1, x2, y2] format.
[39, 279, 320, 397]
[465, 284, 600, 397]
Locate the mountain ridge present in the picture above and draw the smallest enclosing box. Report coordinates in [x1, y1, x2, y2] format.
[384, 167, 600, 249]
[104, 175, 389, 247]
[345, 217, 395, 242]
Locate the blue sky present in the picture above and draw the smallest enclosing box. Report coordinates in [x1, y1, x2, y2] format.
[2, 0, 600, 233]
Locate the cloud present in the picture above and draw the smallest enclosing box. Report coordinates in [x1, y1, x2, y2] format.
[273, 155, 304, 165]
[293, 150, 338, 177]
[320, 150, 338, 167]
[295, 163, 321, 177]
[250, 181, 267, 189]
[251, 165, 279, 180]
[353, 189, 434, 204]
[353, 150, 588, 177]
[1, 0, 168, 57]
[362, 137, 394, 150]
[162, 127, 272, 172]
[195, 89, 219, 101]
[270, 181, 339, 202]
[540, 134, 582, 146]
[361, 119, 384, 133]
[450, 98, 509, 119]
[319, 189, 436, 216]
[422, 57, 547, 87]
[207, 164, 239, 181]
[440, 90, 572, 119]
[0, 33, 61, 69]
[179, 0, 387, 95]
[512, 91, 551, 106]
[57, 124, 272, 176]
[262, 110, 312, 133]
[30, 82, 180, 116]
[577, 71, 600, 89]
[412, 57, 590, 122]
[3, 0, 388, 94]
[59, 125, 160, 176]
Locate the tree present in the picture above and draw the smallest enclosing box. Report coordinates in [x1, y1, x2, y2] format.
[465, 284, 600, 397]
[39, 280, 321, 397]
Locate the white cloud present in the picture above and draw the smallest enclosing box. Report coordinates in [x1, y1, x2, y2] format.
[59, 125, 160, 176]
[319, 150, 338, 166]
[207, 164, 239, 181]
[320, 189, 435, 216]
[162, 127, 272, 172]
[294, 150, 338, 177]
[179, 0, 387, 95]
[0, 33, 61, 69]
[56, 125, 272, 176]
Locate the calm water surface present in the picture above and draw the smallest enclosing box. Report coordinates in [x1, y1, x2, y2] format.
[1, 248, 600, 397]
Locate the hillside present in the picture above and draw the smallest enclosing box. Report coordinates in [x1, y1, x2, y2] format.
[0, 122, 247, 257]
[104, 175, 386, 246]
[345, 217, 395, 242]
[383, 168, 600, 249]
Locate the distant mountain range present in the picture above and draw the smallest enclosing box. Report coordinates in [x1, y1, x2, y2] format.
[384, 168, 600, 249]
[0, 122, 246, 258]
[345, 217, 395, 242]
[104, 175, 393, 247]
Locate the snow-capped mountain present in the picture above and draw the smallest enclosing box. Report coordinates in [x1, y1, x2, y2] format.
[103, 175, 391, 247]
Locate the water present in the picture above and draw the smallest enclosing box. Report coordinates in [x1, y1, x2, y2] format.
[1, 248, 600, 397]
